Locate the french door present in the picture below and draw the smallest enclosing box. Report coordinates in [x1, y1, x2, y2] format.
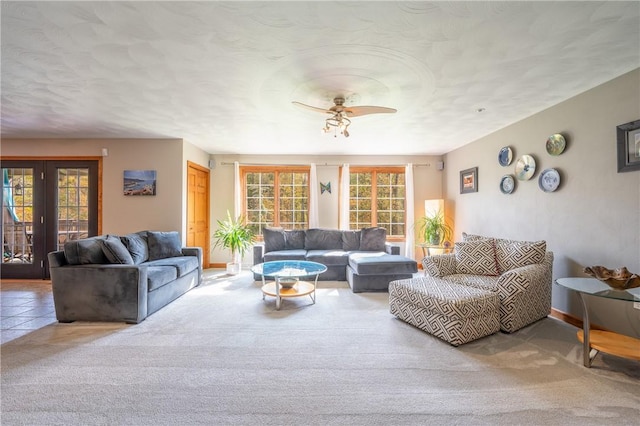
[1, 160, 99, 279]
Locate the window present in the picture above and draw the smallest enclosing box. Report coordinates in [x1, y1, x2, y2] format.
[348, 167, 406, 238]
[242, 166, 310, 235]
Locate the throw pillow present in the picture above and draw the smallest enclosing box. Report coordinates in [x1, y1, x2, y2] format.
[120, 232, 149, 264]
[495, 239, 546, 273]
[284, 230, 306, 250]
[422, 254, 457, 277]
[101, 235, 134, 264]
[359, 227, 386, 252]
[63, 236, 109, 265]
[342, 230, 361, 251]
[263, 227, 285, 253]
[304, 228, 343, 250]
[454, 239, 499, 276]
[147, 231, 183, 260]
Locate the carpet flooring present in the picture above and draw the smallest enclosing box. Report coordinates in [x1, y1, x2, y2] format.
[2, 270, 639, 425]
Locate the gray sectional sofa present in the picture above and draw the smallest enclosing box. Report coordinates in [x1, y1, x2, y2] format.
[253, 227, 417, 292]
[48, 231, 202, 324]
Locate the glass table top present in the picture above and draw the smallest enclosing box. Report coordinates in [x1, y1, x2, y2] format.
[555, 277, 640, 302]
[251, 260, 327, 278]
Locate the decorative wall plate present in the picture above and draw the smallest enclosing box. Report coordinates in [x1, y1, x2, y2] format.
[498, 146, 513, 166]
[500, 175, 515, 194]
[538, 168, 561, 192]
[514, 155, 536, 180]
[546, 134, 566, 155]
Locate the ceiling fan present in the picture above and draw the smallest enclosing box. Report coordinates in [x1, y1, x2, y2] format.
[292, 97, 397, 137]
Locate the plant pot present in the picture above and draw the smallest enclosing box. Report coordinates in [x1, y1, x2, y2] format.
[226, 262, 241, 275]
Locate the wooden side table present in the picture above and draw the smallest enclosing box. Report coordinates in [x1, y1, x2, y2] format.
[555, 277, 640, 367]
[416, 243, 453, 258]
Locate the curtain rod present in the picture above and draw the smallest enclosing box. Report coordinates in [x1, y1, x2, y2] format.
[220, 162, 431, 167]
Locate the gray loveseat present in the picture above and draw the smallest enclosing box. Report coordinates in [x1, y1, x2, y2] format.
[48, 230, 202, 324]
[253, 227, 417, 292]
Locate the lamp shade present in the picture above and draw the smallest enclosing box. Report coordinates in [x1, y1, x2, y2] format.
[424, 199, 444, 218]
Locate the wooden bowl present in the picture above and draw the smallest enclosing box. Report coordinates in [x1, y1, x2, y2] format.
[583, 266, 640, 290]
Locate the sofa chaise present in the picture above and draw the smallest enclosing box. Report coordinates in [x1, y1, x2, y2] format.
[253, 227, 418, 292]
[390, 233, 553, 345]
[48, 230, 202, 324]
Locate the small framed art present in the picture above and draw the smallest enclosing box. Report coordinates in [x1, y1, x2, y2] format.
[460, 167, 478, 194]
[123, 170, 157, 196]
[617, 119, 640, 173]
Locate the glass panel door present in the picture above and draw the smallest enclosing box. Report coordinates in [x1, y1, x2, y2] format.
[56, 167, 91, 251]
[1, 162, 44, 279]
[1, 160, 99, 279]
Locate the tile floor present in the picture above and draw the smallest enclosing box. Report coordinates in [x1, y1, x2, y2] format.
[1, 280, 57, 344]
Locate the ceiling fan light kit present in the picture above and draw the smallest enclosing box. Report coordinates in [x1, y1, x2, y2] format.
[293, 96, 396, 138]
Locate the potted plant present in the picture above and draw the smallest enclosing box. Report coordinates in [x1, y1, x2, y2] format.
[417, 209, 453, 246]
[213, 211, 256, 275]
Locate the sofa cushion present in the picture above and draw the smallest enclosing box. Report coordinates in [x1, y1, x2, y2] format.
[120, 232, 149, 264]
[348, 253, 417, 275]
[284, 230, 306, 250]
[494, 239, 546, 273]
[145, 256, 199, 277]
[63, 236, 109, 265]
[443, 274, 500, 292]
[304, 228, 343, 250]
[147, 265, 178, 291]
[454, 239, 499, 276]
[359, 227, 386, 251]
[263, 228, 285, 253]
[264, 249, 307, 262]
[305, 249, 350, 266]
[147, 231, 183, 260]
[341, 230, 361, 251]
[101, 235, 134, 265]
[423, 253, 457, 277]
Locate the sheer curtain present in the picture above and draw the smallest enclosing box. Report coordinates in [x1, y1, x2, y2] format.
[309, 163, 319, 228]
[233, 161, 241, 219]
[339, 164, 350, 230]
[404, 163, 415, 259]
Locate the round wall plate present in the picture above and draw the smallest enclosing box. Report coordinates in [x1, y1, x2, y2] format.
[546, 134, 566, 156]
[498, 146, 513, 166]
[500, 175, 515, 194]
[515, 155, 536, 180]
[538, 168, 561, 192]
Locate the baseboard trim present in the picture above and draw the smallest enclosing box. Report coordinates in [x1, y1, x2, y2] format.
[549, 308, 607, 331]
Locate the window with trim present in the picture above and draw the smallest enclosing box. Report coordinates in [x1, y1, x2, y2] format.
[348, 167, 406, 238]
[242, 166, 310, 236]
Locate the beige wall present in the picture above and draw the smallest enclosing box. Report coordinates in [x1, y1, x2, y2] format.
[1, 138, 209, 243]
[209, 154, 444, 264]
[443, 68, 640, 337]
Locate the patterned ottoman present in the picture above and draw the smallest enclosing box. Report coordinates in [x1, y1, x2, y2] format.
[389, 276, 500, 346]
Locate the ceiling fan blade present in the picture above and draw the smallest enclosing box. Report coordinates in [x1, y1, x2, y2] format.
[343, 105, 397, 117]
[292, 101, 333, 115]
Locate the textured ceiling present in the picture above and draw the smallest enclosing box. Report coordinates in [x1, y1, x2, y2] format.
[2, 1, 639, 156]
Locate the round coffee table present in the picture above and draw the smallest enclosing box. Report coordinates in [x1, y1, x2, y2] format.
[251, 260, 327, 310]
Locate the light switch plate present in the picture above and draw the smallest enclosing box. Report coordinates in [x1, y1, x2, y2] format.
[634, 301, 640, 310]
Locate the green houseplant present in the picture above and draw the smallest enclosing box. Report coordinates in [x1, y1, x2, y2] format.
[417, 209, 453, 246]
[213, 211, 256, 275]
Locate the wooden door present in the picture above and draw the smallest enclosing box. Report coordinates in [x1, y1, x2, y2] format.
[187, 162, 209, 268]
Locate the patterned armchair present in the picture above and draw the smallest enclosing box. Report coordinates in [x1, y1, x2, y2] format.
[422, 234, 553, 333]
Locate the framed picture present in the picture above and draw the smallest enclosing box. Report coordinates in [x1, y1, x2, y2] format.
[460, 167, 478, 194]
[123, 170, 157, 195]
[617, 119, 640, 173]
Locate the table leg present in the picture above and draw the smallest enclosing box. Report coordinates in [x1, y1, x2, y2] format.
[577, 292, 596, 367]
[275, 277, 282, 310]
